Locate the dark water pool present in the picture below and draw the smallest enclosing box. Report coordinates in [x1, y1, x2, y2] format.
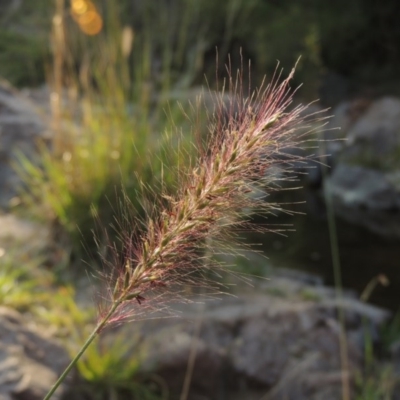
[247, 190, 400, 312]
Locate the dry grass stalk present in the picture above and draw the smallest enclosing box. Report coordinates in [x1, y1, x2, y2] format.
[44, 64, 327, 400]
[97, 64, 325, 328]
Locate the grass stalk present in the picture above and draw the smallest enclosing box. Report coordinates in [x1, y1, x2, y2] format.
[43, 299, 121, 400]
[50, 0, 65, 156]
[42, 64, 325, 398]
[320, 143, 351, 400]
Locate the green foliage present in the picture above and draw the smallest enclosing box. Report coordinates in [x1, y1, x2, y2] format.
[299, 288, 321, 302]
[0, 30, 46, 86]
[354, 364, 398, 400]
[248, 2, 322, 92]
[353, 311, 400, 400]
[0, 251, 53, 311]
[0, 245, 162, 399]
[381, 311, 400, 353]
[17, 108, 180, 256]
[0, 249, 95, 345]
[71, 330, 166, 400]
[0, 249, 96, 334]
[3, 0, 400, 90]
[34, 285, 95, 337]
[17, 0, 200, 259]
[316, 0, 400, 83]
[0, 0, 50, 86]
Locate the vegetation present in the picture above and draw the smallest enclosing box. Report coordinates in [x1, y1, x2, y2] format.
[69, 329, 166, 400]
[0, 0, 50, 86]
[16, 0, 203, 259]
[42, 46, 321, 399]
[3, 1, 400, 94]
[1, 0, 400, 399]
[0, 251, 53, 311]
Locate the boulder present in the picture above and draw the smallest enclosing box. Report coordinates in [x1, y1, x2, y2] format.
[326, 164, 400, 211]
[0, 213, 49, 255]
[348, 97, 400, 144]
[323, 96, 400, 237]
[110, 275, 390, 400]
[0, 306, 70, 400]
[0, 82, 48, 209]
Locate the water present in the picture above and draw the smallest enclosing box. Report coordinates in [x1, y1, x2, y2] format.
[248, 189, 400, 312]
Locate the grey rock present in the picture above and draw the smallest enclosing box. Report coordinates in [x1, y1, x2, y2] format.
[0, 82, 48, 209]
[337, 97, 400, 172]
[0, 307, 70, 400]
[327, 164, 400, 210]
[324, 164, 400, 237]
[112, 276, 390, 400]
[0, 214, 49, 255]
[347, 97, 400, 145]
[321, 96, 400, 237]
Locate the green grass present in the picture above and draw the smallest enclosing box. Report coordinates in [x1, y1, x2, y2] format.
[72, 330, 166, 400]
[354, 364, 397, 400]
[0, 250, 159, 399]
[16, 0, 203, 261]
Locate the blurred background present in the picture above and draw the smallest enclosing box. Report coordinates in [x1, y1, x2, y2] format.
[1, 0, 400, 399]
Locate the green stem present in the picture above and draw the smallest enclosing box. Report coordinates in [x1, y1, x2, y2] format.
[43, 300, 121, 400]
[320, 142, 350, 400]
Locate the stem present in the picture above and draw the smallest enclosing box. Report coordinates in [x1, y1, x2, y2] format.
[320, 143, 350, 400]
[51, 0, 65, 156]
[43, 301, 121, 400]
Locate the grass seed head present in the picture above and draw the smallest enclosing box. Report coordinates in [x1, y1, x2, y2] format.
[96, 64, 327, 327]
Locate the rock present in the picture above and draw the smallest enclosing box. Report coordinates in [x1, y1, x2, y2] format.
[338, 97, 400, 172]
[0, 306, 70, 400]
[323, 164, 400, 237]
[348, 97, 400, 144]
[110, 276, 390, 400]
[0, 213, 50, 256]
[0, 81, 48, 209]
[321, 97, 371, 153]
[321, 96, 400, 237]
[327, 164, 400, 210]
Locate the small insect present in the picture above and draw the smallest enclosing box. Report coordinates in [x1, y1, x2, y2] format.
[135, 295, 145, 305]
[150, 280, 167, 288]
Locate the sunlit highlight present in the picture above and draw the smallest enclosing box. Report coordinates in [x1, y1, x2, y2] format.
[71, 0, 88, 14]
[70, 0, 103, 36]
